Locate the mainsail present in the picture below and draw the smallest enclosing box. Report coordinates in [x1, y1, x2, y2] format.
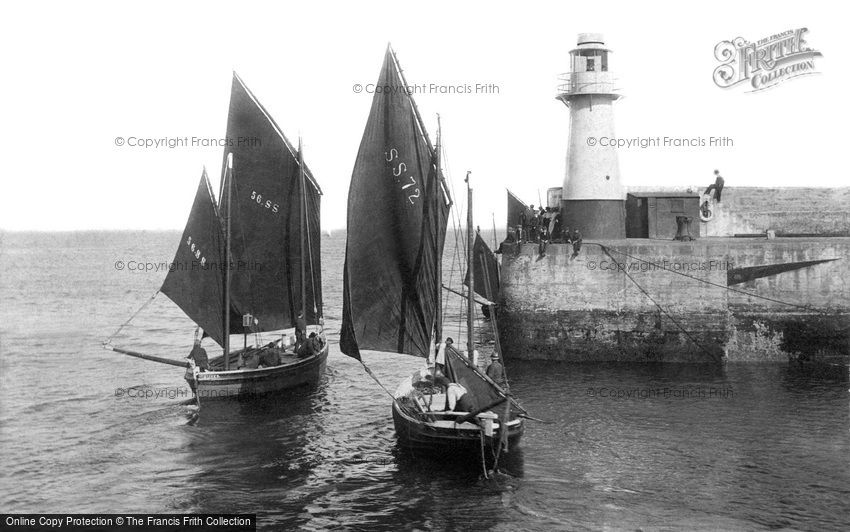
[222, 73, 323, 335]
[341, 47, 450, 360]
[161, 171, 228, 346]
[464, 232, 500, 302]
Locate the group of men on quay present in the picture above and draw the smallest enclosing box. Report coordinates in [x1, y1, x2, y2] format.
[504, 205, 583, 258]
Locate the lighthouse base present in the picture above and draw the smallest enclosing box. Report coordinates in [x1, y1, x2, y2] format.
[560, 199, 626, 239]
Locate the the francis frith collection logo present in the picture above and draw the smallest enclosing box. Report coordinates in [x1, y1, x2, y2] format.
[713, 28, 822, 92]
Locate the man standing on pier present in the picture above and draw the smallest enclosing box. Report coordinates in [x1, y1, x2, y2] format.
[529, 207, 539, 242]
[518, 209, 528, 243]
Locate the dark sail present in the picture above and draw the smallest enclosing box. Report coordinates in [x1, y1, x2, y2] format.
[444, 348, 505, 413]
[222, 73, 323, 334]
[464, 232, 500, 302]
[507, 189, 532, 231]
[161, 171, 227, 346]
[341, 48, 450, 360]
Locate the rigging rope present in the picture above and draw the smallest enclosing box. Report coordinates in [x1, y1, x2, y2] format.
[597, 246, 722, 363]
[360, 361, 402, 403]
[103, 290, 159, 347]
[590, 243, 828, 314]
[440, 140, 469, 342]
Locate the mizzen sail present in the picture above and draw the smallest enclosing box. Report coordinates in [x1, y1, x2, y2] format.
[222, 73, 323, 335]
[341, 47, 450, 360]
[506, 189, 532, 231]
[161, 170, 228, 346]
[464, 232, 500, 302]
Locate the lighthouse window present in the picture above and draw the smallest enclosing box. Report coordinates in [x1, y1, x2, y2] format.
[586, 58, 595, 71]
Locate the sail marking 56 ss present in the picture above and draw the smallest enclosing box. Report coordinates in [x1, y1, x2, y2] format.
[249, 190, 280, 213]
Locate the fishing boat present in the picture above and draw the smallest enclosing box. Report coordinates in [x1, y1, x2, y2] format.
[340, 46, 525, 462]
[105, 73, 327, 400]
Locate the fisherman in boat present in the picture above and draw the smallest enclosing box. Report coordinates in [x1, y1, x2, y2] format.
[394, 367, 434, 399]
[486, 352, 506, 388]
[297, 331, 323, 359]
[187, 338, 209, 371]
[434, 375, 476, 413]
[434, 337, 457, 373]
[295, 311, 307, 351]
[258, 347, 281, 368]
[240, 350, 261, 369]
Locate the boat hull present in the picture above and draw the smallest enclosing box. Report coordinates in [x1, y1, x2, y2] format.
[391, 400, 524, 456]
[186, 344, 328, 400]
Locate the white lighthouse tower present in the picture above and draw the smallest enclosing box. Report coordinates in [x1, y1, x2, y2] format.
[557, 33, 625, 239]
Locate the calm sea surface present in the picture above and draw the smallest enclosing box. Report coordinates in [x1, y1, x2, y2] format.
[1, 230, 848, 531]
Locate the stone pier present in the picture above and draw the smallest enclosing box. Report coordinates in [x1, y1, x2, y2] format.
[499, 237, 850, 363]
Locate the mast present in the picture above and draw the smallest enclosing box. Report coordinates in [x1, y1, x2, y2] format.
[389, 44, 452, 207]
[224, 153, 233, 369]
[434, 116, 443, 352]
[466, 171, 474, 358]
[298, 138, 307, 321]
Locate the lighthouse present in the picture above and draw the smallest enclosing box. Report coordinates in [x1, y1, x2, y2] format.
[557, 33, 625, 239]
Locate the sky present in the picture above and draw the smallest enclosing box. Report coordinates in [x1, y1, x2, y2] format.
[1, 0, 846, 231]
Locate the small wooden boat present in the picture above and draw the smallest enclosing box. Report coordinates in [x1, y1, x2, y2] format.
[391, 401, 524, 456]
[339, 45, 526, 464]
[390, 345, 525, 455]
[186, 344, 327, 399]
[106, 73, 327, 401]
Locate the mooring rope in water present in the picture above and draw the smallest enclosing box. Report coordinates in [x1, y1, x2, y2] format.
[193, 368, 201, 409]
[102, 290, 159, 347]
[491, 399, 512, 473]
[598, 246, 722, 364]
[479, 429, 489, 480]
[590, 243, 829, 314]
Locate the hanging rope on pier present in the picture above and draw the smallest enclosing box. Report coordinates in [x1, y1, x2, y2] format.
[597, 246, 722, 364]
[590, 243, 829, 314]
[102, 290, 159, 347]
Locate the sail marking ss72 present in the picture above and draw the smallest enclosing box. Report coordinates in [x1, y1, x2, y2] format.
[340, 47, 450, 360]
[340, 46, 525, 460]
